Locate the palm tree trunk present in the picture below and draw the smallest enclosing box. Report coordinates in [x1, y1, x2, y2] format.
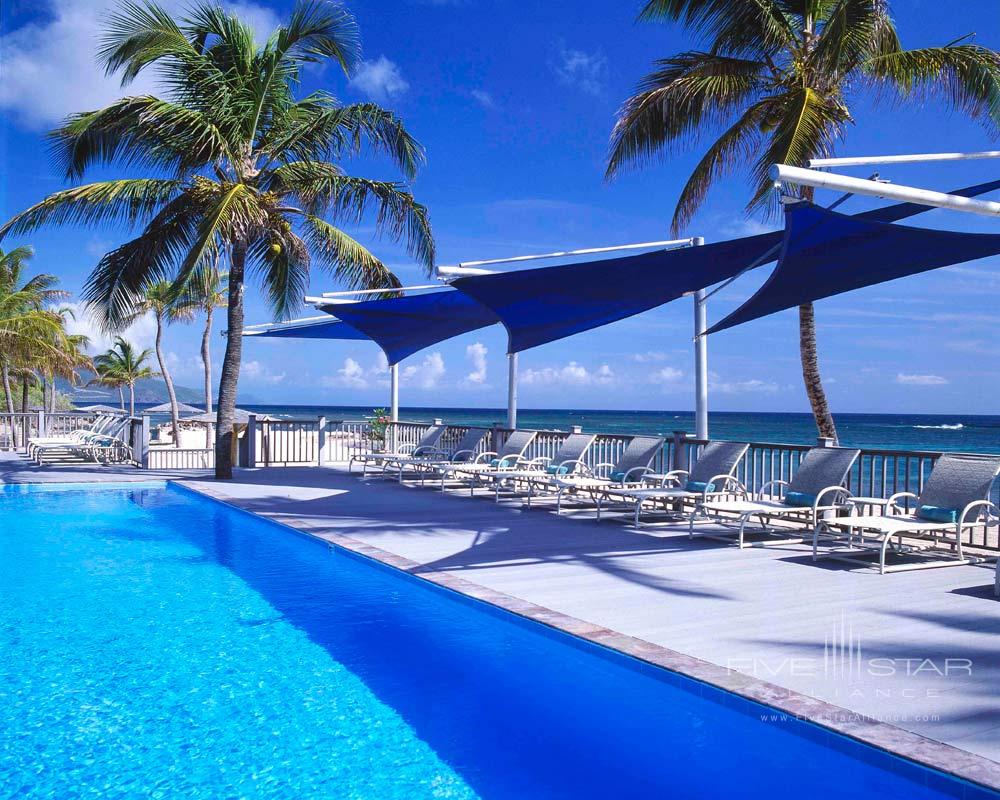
[2, 362, 17, 448]
[154, 313, 181, 447]
[202, 307, 214, 413]
[129, 383, 135, 417]
[118, 386, 125, 413]
[215, 244, 246, 480]
[21, 377, 29, 413]
[799, 302, 838, 442]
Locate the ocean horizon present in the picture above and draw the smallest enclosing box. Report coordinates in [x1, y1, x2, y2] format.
[134, 403, 1000, 455]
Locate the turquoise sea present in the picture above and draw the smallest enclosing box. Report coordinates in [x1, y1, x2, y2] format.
[138, 405, 1000, 455]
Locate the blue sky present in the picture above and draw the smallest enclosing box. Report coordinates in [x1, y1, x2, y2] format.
[3, 0, 1000, 413]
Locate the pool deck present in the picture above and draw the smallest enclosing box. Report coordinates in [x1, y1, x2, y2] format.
[5, 452, 1000, 790]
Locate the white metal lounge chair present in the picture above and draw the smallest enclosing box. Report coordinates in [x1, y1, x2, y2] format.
[27, 415, 116, 457]
[349, 425, 446, 476]
[598, 441, 750, 527]
[32, 417, 130, 463]
[552, 436, 666, 514]
[438, 430, 538, 494]
[486, 433, 597, 505]
[697, 446, 860, 548]
[381, 428, 490, 483]
[814, 453, 1000, 573]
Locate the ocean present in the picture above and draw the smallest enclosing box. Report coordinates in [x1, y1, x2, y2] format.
[136, 404, 1000, 455]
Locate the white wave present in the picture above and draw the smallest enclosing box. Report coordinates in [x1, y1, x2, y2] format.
[913, 423, 964, 430]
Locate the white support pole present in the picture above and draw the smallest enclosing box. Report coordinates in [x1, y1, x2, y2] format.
[809, 150, 1000, 168]
[692, 237, 709, 440]
[506, 352, 518, 429]
[389, 363, 399, 422]
[770, 164, 1000, 218]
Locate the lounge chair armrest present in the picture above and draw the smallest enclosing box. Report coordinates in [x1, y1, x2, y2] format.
[758, 479, 788, 499]
[658, 469, 687, 487]
[959, 500, 1000, 527]
[592, 462, 615, 475]
[557, 459, 591, 476]
[705, 474, 748, 500]
[813, 485, 852, 509]
[887, 491, 919, 513]
[396, 443, 418, 454]
[528, 456, 552, 466]
[450, 449, 477, 461]
[623, 466, 653, 483]
[474, 451, 498, 464]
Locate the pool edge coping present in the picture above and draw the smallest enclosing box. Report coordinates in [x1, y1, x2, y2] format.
[170, 478, 1000, 794]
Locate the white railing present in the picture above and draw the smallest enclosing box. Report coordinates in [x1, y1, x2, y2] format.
[147, 447, 214, 470]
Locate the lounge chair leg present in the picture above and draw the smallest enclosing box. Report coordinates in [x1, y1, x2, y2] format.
[879, 533, 892, 574]
[556, 488, 564, 515]
[738, 514, 750, 549]
[633, 501, 641, 529]
[596, 496, 602, 520]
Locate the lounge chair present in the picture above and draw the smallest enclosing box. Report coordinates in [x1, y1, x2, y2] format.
[32, 417, 130, 463]
[486, 433, 597, 505]
[598, 441, 750, 527]
[437, 430, 538, 494]
[697, 446, 860, 548]
[552, 436, 666, 514]
[381, 427, 490, 483]
[814, 453, 1000, 573]
[349, 424, 446, 476]
[27, 414, 116, 458]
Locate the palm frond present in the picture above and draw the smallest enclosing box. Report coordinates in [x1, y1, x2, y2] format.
[813, 0, 898, 71]
[638, 0, 794, 56]
[270, 0, 360, 73]
[0, 179, 181, 240]
[265, 102, 425, 179]
[606, 52, 766, 179]
[50, 96, 231, 178]
[863, 45, 1000, 127]
[300, 214, 402, 291]
[248, 225, 311, 319]
[747, 87, 845, 214]
[671, 101, 768, 233]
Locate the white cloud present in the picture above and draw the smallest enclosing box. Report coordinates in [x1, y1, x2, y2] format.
[470, 89, 495, 108]
[463, 342, 488, 386]
[710, 376, 779, 394]
[521, 361, 615, 386]
[631, 351, 668, 363]
[241, 359, 285, 384]
[58, 301, 157, 353]
[401, 352, 445, 389]
[896, 373, 948, 386]
[349, 56, 408, 101]
[649, 366, 684, 384]
[0, 0, 280, 128]
[552, 42, 607, 96]
[323, 357, 369, 389]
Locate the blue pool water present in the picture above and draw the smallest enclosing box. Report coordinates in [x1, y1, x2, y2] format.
[2, 483, 996, 799]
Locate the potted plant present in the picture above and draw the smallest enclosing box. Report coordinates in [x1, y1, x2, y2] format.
[369, 408, 390, 452]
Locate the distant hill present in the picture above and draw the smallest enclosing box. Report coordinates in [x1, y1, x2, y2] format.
[58, 374, 260, 405]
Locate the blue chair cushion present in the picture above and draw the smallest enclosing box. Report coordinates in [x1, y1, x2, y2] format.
[685, 480, 715, 494]
[784, 491, 817, 508]
[546, 463, 571, 475]
[916, 505, 959, 524]
[609, 471, 627, 483]
[490, 458, 501, 467]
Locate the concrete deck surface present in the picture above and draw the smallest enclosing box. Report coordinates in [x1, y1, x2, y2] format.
[5, 454, 1000, 784]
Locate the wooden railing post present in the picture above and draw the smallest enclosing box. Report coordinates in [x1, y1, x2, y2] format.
[246, 414, 257, 467]
[570, 425, 583, 434]
[317, 416, 326, 466]
[37, 409, 46, 438]
[671, 430, 689, 471]
[817, 436, 835, 448]
[139, 415, 150, 469]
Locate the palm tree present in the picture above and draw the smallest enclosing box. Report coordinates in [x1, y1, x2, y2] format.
[1, 1, 434, 478]
[606, 1, 1000, 441]
[92, 337, 157, 416]
[0, 246, 68, 443]
[177, 262, 228, 413]
[89, 361, 128, 412]
[136, 280, 193, 447]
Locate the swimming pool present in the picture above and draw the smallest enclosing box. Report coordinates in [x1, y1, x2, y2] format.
[1, 482, 995, 799]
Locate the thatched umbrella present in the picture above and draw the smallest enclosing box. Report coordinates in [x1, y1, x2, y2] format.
[145, 401, 204, 414]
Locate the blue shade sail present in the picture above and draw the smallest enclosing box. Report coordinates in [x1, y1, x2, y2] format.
[451, 234, 777, 353]
[242, 318, 370, 341]
[449, 178, 1000, 354]
[707, 201, 1000, 335]
[319, 291, 501, 365]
